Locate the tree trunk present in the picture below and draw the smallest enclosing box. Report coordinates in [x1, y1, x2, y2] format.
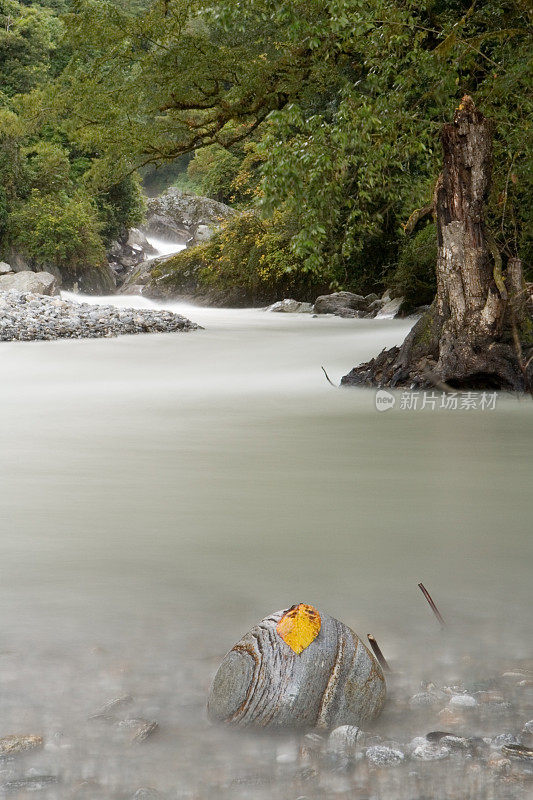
[342, 97, 533, 391]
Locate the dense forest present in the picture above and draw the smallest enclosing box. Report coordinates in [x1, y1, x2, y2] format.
[1, 0, 531, 302]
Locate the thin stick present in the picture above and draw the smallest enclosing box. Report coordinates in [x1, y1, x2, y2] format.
[367, 634, 391, 672]
[321, 366, 337, 387]
[418, 582, 446, 627]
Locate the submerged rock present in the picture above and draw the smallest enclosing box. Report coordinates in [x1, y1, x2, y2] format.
[365, 745, 405, 766]
[449, 694, 477, 709]
[1, 775, 59, 792]
[0, 735, 43, 756]
[327, 725, 360, 765]
[89, 695, 134, 720]
[409, 691, 445, 709]
[131, 721, 158, 743]
[411, 741, 451, 761]
[207, 607, 385, 731]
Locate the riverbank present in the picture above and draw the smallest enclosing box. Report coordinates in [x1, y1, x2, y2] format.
[0, 291, 199, 341]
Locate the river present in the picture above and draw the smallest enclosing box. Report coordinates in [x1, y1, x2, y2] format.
[0, 280, 531, 797]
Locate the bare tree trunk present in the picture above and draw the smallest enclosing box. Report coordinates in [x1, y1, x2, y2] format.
[342, 97, 533, 391]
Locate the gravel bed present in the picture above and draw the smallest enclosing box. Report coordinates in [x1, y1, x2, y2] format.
[0, 292, 199, 341]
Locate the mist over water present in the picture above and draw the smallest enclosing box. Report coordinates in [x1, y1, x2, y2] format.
[0, 286, 531, 797]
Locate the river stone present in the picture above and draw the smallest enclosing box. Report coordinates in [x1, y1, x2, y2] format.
[313, 292, 367, 315]
[0, 735, 43, 755]
[366, 744, 405, 766]
[0, 262, 13, 275]
[207, 608, 386, 731]
[375, 296, 405, 319]
[0, 270, 59, 295]
[266, 299, 313, 313]
[449, 693, 477, 709]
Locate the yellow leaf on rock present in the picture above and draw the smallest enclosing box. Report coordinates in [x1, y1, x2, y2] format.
[276, 603, 321, 655]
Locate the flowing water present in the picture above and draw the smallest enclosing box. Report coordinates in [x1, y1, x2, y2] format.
[0, 275, 532, 797]
[144, 236, 187, 258]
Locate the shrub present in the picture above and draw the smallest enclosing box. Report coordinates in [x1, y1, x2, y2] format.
[9, 189, 105, 274]
[187, 145, 241, 204]
[23, 141, 72, 195]
[96, 173, 146, 243]
[153, 209, 332, 304]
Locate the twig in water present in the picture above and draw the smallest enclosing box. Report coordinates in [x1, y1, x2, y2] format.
[418, 582, 446, 627]
[321, 366, 337, 387]
[367, 634, 391, 672]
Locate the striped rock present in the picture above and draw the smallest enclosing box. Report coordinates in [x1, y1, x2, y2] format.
[207, 608, 386, 731]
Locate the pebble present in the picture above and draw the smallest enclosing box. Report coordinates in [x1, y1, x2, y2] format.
[523, 721, 533, 734]
[411, 742, 451, 761]
[487, 754, 512, 775]
[132, 721, 159, 743]
[89, 695, 134, 720]
[0, 775, 59, 793]
[327, 725, 360, 754]
[302, 733, 324, 753]
[492, 733, 520, 749]
[0, 735, 43, 756]
[131, 790, 165, 800]
[0, 291, 199, 341]
[409, 691, 444, 709]
[365, 745, 405, 766]
[439, 735, 471, 751]
[449, 694, 477, 709]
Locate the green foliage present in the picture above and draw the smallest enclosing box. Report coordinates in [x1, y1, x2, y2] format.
[0, 0, 63, 96]
[95, 174, 146, 243]
[2, 0, 531, 299]
[8, 189, 105, 273]
[23, 140, 71, 194]
[155, 210, 329, 304]
[52, 0, 531, 300]
[187, 145, 241, 204]
[389, 225, 438, 310]
[141, 156, 197, 196]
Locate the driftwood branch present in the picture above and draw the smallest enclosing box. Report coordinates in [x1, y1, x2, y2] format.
[418, 582, 446, 627]
[367, 634, 391, 672]
[321, 366, 337, 387]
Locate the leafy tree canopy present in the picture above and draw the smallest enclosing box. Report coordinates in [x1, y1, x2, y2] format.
[54, 0, 531, 283]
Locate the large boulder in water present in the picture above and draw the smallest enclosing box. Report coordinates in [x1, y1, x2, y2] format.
[0, 270, 59, 296]
[207, 607, 386, 731]
[313, 291, 367, 316]
[142, 189, 236, 245]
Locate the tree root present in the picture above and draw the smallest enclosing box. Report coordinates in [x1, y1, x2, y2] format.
[341, 309, 533, 392]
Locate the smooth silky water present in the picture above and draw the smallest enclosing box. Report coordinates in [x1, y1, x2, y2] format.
[0, 284, 531, 797]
